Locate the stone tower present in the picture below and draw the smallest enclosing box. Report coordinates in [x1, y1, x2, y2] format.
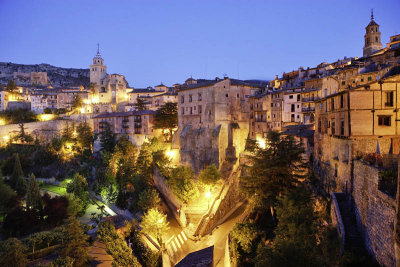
[363, 10, 382, 57]
[90, 44, 107, 86]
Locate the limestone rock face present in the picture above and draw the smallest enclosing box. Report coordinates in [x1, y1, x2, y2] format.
[0, 62, 89, 87]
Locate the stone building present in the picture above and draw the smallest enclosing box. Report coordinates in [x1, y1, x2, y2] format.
[93, 110, 160, 147]
[175, 77, 262, 172]
[89, 47, 129, 113]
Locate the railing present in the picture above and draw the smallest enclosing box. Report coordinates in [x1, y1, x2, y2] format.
[302, 107, 315, 112]
[302, 97, 320, 102]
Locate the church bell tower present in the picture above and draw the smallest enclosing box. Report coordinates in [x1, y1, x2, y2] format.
[90, 44, 107, 86]
[363, 10, 382, 57]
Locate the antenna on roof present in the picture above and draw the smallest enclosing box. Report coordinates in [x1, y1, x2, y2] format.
[97, 43, 100, 54]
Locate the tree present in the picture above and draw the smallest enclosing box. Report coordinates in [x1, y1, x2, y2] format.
[14, 123, 33, 143]
[62, 120, 75, 141]
[50, 256, 75, 267]
[61, 215, 90, 267]
[66, 174, 89, 215]
[6, 80, 18, 92]
[255, 186, 318, 267]
[27, 232, 44, 259]
[137, 188, 161, 212]
[76, 121, 93, 153]
[198, 164, 221, 189]
[0, 172, 16, 214]
[26, 173, 42, 211]
[43, 107, 52, 114]
[240, 131, 305, 213]
[167, 166, 199, 203]
[153, 102, 177, 142]
[134, 98, 147, 111]
[42, 193, 69, 226]
[231, 221, 258, 253]
[97, 221, 142, 267]
[0, 238, 28, 267]
[9, 153, 27, 195]
[72, 95, 83, 110]
[99, 121, 116, 153]
[141, 208, 169, 246]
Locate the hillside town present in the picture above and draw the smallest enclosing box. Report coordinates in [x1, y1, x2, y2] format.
[0, 10, 400, 267]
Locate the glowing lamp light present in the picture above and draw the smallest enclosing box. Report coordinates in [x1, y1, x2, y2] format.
[0, 118, 5, 125]
[158, 219, 163, 224]
[256, 138, 266, 149]
[37, 114, 54, 121]
[3, 135, 9, 142]
[166, 149, 176, 160]
[91, 96, 99, 103]
[80, 108, 85, 114]
[84, 99, 91, 104]
[205, 191, 211, 199]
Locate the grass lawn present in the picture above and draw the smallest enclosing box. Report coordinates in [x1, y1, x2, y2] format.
[39, 183, 67, 195]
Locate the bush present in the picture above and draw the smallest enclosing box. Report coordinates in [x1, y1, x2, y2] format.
[167, 166, 199, 203]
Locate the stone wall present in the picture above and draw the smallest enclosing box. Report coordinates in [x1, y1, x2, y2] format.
[153, 167, 187, 227]
[353, 160, 396, 266]
[6, 101, 31, 111]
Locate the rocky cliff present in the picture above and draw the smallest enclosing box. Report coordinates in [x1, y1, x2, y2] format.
[0, 62, 89, 87]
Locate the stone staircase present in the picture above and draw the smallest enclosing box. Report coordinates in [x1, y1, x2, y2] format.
[335, 194, 364, 252]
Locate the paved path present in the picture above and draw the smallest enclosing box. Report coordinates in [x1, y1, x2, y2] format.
[89, 241, 113, 267]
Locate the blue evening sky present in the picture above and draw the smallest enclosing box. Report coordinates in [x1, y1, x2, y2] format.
[0, 0, 399, 88]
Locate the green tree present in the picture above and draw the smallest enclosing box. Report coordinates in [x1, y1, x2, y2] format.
[62, 120, 75, 141]
[14, 123, 33, 143]
[99, 121, 116, 153]
[97, 221, 141, 267]
[141, 208, 169, 246]
[76, 121, 93, 152]
[72, 95, 83, 110]
[167, 166, 199, 203]
[231, 221, 258, 253]
[27, 232, 44, 259]
[6, 80, 17, 92]
[61, 215, 90, 267]
[198, 164, 221, 189]
[50, 256, 75, 267]
[43, 107, 52, 114]
[134, 98, 147, 111]
[66, 174, 89, 215]
[0, 172, 16, 214]
[26, 173, 42, 211]
[153, 102, 177, 142]
[255, 186, 318, 267]
[240, 131, 305, 213]
[0, 238, 28, 267]
[9, 153, 27, 195]
[137, 188, 161, 212]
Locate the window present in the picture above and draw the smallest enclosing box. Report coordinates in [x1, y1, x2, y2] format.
[250, 104, 253, 110]
[181, 95, 184, 103]
[331, 98, 334, 110]
[340, 94, 344, 108]
[271, 103, 273, 107]
[376, 37, 378, 42]
[198, 105, 202, 114]
[342, 81, 345, 86]
[368, 76, 372, 81]
[385, 91, 394, 107]
[291, 104, 295, 112]
[289, 95, 293, 99]
[378, 115, 391, 126]
[190, 107, 192, 114]
[198, 93, 202, 101]
[189, 94, 192, 102]
[226, 94, 229, 97]
[318, 119, 322, 133]
[341, 121, 345, 135]
[297, 94, 300, 101]
[237, 93, 239, 98]
[331, 120, 335, 135]
[291, 114, 295, 122]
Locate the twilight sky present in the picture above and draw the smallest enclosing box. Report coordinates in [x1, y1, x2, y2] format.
[0, 0, 399, 88]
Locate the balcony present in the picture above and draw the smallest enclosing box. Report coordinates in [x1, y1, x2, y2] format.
[134, 117, 142, 123]
[302, 97, 320, 102]
[122, 118, 129, 123]
[302, 107, 315, 113]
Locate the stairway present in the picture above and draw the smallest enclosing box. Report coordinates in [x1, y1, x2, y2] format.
[335, 194, 364, 252]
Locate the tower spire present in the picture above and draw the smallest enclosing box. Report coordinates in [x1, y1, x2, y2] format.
[371, 9, 374, 20]
[97, 43, 100, 54]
